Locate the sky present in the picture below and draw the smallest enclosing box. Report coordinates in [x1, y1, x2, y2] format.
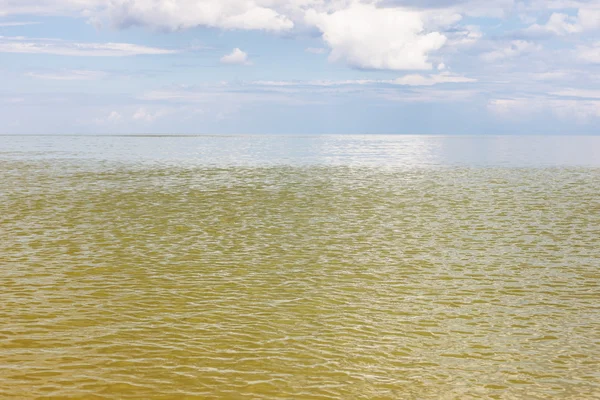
[0, 0, 599, 135]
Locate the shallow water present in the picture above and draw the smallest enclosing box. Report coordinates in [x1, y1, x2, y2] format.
[1, 136, 599, 399]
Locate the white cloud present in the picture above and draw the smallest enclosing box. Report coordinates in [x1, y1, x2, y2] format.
[578, 7, 600, 30]
[0, 0, 296, 31]
[526, 13, 582, 36]
[481, 40, 541, 62]
[92, 110, 124, 125]
[132, 107, 169, 122]
[103, 0, 294, 32]
[220, 48, 251, 65]
[0, 0, 514, 21]
[304, 3, 448, 70]
[0, 36, 177, 56]
[90, 106, 197, 127]
[0, 1, 519, 75]
[26, 69, 106, 80]
[107, 111, 122, 122]
[577, 42, 600, 63]
[526, 8, 600, 36]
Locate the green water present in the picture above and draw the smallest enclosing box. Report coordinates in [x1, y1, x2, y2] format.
[1, 161, 599, 399]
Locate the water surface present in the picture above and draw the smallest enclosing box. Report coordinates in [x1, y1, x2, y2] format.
[1, 135, 599, 399]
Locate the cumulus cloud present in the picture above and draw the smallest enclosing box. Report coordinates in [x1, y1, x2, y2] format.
[102, 0, 294, 32]
[132, 107, 169, 122]
[305, 3, 448, 70]
[107, 111, 122, 122]
[0, 36, 176, 56]
[220, 48, 251, 65]
[0, 0, 515, 20]
[0, 1, 480, 72]
[94, 107, 171, 125]
[526, 13, 582, 36]
[577, 42, 600, 63]
[578, 7, 600, 29]
[0, 0, 295, 31]
[526, 8, 600, 36]
[93, 110, 123, 125]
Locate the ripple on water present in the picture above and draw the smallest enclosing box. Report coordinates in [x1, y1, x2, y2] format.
[1, 161, 599, 399]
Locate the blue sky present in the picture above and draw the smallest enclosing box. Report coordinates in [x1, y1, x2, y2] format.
[0, 0, 599, 134]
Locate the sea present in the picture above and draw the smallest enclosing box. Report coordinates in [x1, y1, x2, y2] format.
[1, 135, 599, 399]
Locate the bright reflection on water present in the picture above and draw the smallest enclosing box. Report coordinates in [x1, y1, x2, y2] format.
[1, 135, 599, 399]
[1, 135, 600, 167]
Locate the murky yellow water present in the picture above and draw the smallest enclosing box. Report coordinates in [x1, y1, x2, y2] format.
[1, 160, 599, 399]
